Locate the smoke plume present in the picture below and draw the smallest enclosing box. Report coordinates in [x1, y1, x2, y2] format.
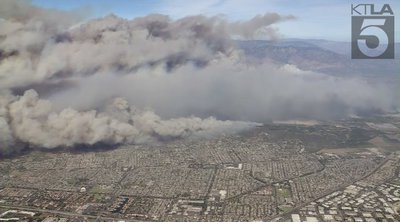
[0, 0, 397, 155]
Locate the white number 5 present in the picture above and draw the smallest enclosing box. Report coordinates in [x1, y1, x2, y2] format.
[357, 18, 389, 57]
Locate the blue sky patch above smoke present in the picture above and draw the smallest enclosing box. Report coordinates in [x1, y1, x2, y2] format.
[32, 0, 399, 41]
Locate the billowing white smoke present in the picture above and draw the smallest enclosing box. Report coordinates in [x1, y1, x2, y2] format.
[3, 89, 244, 150]
[0, 4, 293, 90]
[0, 91, 15, 155]
[0, 0, 396, 155]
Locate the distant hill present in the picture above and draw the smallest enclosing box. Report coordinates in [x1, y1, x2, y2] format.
[237, 39, 399, 78]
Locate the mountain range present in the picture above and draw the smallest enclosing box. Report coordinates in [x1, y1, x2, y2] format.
[237, 39, 399, 78]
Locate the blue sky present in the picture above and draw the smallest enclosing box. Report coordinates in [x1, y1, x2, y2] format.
[32, 0, 399, 41]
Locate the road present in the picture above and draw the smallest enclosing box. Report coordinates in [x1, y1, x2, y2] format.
[0, 204, 151, 222]
[265, 156, 393, 221]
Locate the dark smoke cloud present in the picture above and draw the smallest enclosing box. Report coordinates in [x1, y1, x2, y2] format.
[0, 0, 397, 155]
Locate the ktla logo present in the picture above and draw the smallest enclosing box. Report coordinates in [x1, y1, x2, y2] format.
[351, 4, 395, 59]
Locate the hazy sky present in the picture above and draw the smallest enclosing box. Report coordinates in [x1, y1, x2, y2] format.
[31, 0, 400, 41]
